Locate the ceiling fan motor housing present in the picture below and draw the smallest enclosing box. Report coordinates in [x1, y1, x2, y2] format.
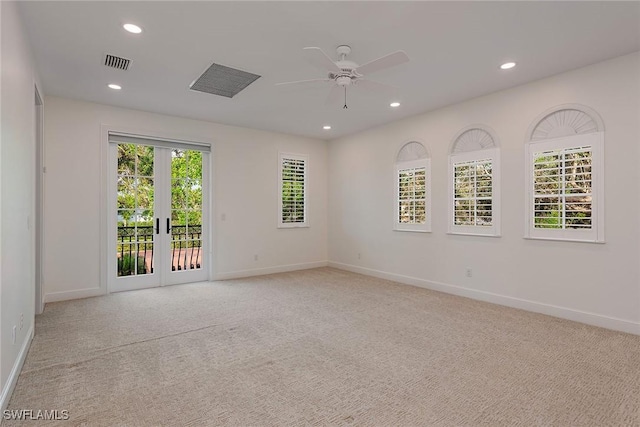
[336, 75, 353, 86]
[330, 59, 361, 85]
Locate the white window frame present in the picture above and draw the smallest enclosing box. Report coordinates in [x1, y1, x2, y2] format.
[278, 152, 309, 228]
[524, 132, 604, 243]
[448, 148, 501, 237]
[394, 158, 431, 232]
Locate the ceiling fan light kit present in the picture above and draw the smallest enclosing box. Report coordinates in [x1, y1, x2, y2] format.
[276, 44, 410, 109]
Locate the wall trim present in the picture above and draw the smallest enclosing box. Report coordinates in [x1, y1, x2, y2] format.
[44, 287, 104, 303]
[525, 103, 605, 143]
[328, 261, 640, 336]
[214, 261, 328, 281]
[0, 324, 34, 411]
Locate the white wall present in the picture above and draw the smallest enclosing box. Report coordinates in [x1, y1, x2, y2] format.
[328, 52, 640, 334]
[0, 0, 41, 407]
[43, 97, 328, 301]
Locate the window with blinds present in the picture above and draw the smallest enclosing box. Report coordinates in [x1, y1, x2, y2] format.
[448, 147, 500, 237]
[398, 167, 426, 225]
[525, 132, 603, 242]
[279, 153, 308, 228]
[453, 159, 492, 227]
[394, 141, 430, 233]
[533, 146, 592, 229]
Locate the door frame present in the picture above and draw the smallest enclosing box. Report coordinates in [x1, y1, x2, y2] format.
[101, 125, 215, 294]
[34, 86, 44, 314]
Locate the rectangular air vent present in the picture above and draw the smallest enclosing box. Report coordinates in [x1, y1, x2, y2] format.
[189, 63, 260, 98]
[104, 54, 131, 71]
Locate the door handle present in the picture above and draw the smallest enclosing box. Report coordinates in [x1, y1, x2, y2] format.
[166, 218, 171, 234]
[155, 218, 159, 234]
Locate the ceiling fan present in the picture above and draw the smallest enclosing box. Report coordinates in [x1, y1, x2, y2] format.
[276, 45, 409, 108]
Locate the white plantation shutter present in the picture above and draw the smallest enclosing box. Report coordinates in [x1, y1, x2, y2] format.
[394, 156, 431, 232]
[279, 153, 308, 228]
[397, 167, 426, 224]
[448, 148, 500, 236]
[448, 127, 500, 237]
[533, 146, 592, 229]
[453, 159, 493, 226]
[525, 132, 603, 242]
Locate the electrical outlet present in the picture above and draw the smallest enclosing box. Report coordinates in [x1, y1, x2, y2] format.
[20, 313, 23, 330]
[357, 253, 361, 260]
[12, 326, 16, 344]
[466, 268, 473, 278]
[221, 213, 226, 221]
[254, 254, 258, 261]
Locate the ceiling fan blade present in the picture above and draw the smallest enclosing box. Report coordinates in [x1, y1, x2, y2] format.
[326, 84, 342, 106]
[354, 79, 399, 94]
[303, 47, 342, 73]
[355, 51, 409, 76]
[275, 78, 331, 87]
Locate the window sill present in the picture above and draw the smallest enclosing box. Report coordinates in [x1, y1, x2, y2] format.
[523, 236, 605, 244]
[278, 224, 310, 229]
[447, 232, 501, 238]
[393, 228, 431, 233]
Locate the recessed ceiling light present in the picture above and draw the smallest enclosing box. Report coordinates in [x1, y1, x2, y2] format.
[500, 62, 516, 70]
[108, 84, 122, 90]
[323, 125, 331, 130]
[390, 102, 401, 108]
[123, 23, 142, 34]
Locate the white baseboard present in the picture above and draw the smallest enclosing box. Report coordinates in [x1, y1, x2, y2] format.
[44, 261, 329, 301]
[214, 260, 328, 281]
[44, 287, 104, 303]
[0, 324, 34, 411]
[328, 261, 640, 336]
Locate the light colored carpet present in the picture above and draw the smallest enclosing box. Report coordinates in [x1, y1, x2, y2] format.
[5, 267, 640, 426]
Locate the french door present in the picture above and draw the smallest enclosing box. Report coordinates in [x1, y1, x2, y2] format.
[108, 133, 210, 292]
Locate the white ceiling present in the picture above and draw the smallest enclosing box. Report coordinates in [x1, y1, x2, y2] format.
[19, 1, 640, 140]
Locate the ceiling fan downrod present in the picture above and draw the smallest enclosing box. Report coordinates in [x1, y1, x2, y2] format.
[343, 86, 348, 109]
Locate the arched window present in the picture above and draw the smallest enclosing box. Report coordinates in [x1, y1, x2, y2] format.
[524, 105, 604, 242]
[448, 126, 501, 236]
[394, 141, 431, 232]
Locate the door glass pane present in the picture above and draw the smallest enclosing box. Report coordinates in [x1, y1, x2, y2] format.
[187, 179, 202, 210]
[117, 177, 135, 210]
[116, 144, 154, 277]
[171, 179, 187, 210]
[136, 145, 154, 177]
[137, 178, 154, 210]
[171, 149, 187, 178]
[170, 149, 203, 272]
[187, 151, 202, 178]
[117, 144, 136, 175]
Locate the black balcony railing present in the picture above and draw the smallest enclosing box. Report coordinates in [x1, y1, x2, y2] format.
[117, 225, 202, 276]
